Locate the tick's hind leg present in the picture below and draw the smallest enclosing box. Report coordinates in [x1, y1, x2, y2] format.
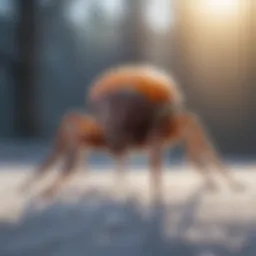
[188, 153, 218, 192]
[177, 112, 244, 192]
[201, 149, 245, 191]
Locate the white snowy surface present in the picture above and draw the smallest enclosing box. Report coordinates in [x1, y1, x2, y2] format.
[0, 164, 256, 256]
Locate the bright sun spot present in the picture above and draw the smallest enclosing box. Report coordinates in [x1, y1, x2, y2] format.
[204, 0, 238, 15]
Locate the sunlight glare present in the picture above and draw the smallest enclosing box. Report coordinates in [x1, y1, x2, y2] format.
[204, 0, 238, 15]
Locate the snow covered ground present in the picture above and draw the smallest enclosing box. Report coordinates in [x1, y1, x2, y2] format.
[0, 164, 255, 256]
[0, 142, 255, 256]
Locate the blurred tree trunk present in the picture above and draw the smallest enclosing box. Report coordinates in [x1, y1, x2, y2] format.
[121, 0, 145, 61]
[15, 0, 37, 137]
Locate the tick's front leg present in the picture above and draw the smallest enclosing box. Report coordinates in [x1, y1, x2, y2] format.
[110, 153, 128, 199]
[148, 142, 163, 203]
[20, 127, 66, 193]
[39, 116, 84, 199]
[40, 146, 82, 199]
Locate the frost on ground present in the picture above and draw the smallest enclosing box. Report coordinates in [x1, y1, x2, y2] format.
[0, 164, 256, 256]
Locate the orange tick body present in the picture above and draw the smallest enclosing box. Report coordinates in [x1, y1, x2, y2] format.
[89, 65, 183, 105]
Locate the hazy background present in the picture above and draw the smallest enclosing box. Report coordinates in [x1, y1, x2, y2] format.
[0, 0, 255, 158]
[0, 2, 255, 256]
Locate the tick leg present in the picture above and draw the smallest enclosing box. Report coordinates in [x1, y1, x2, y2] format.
[146, 130, 163, 203]
[40, 117, 82, 199]
[20, 117, 68, 192]
[111, 153, 128, 199]
[40, 146, 82, 199]
[176, 112, 244, 191]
